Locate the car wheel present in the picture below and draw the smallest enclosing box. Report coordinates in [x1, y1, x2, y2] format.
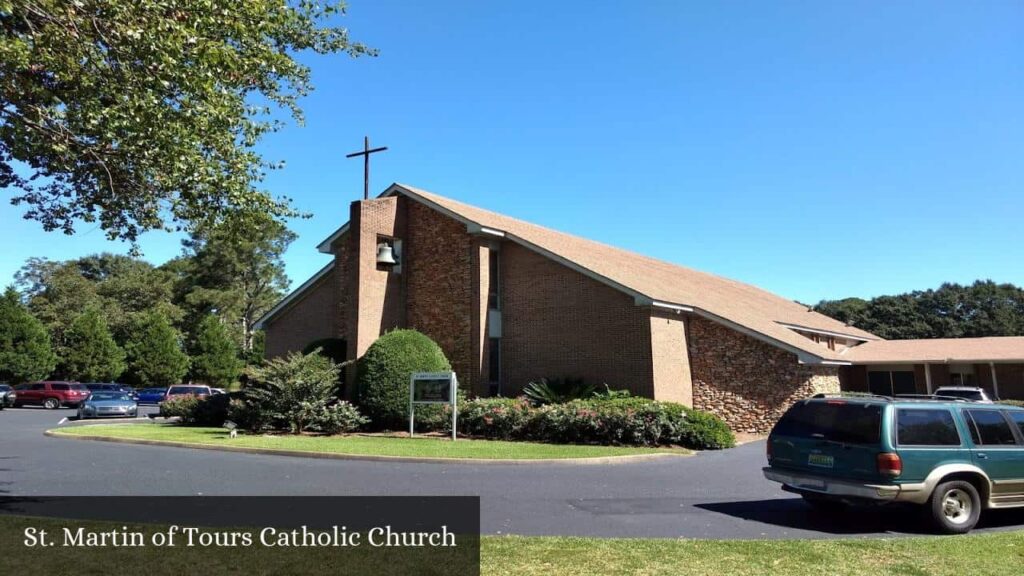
[928, 480, 981, 534]
[801, 494, 847, 514]
[43, 398, 60, 410]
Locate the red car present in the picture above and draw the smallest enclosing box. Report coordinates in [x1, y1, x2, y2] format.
[163, 385, 212, 400]
[13, 381, 90, 409]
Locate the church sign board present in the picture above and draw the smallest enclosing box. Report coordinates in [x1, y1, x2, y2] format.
[409, 372, 458, 441]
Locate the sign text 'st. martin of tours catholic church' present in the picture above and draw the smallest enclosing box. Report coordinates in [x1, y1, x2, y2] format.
[256, 183, 1024, 434]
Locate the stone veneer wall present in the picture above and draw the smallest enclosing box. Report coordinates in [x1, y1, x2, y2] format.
[688, 316, 840, 433]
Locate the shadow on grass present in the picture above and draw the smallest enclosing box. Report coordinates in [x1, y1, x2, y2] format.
[696, 497, 1024, 535]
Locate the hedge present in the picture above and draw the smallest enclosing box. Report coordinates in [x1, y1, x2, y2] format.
[455, 396, 735, 450]
[999, 399, 1024, 408]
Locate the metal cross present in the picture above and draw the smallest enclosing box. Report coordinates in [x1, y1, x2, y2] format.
[346, 136, 388, 200]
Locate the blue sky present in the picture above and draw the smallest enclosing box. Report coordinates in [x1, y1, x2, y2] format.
[2, 1, 1021, 304]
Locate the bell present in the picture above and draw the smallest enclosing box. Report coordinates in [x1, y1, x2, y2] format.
[376, 242, 397, 266]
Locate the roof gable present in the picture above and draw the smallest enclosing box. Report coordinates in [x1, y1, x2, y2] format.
[382, 183, 878, 362]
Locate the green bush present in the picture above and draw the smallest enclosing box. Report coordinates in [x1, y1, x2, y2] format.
[355, 329, 451, 430]
[998, 399, 1024, 408]
[455, 396, 735, 450]
[457, 397, 533, 440]
[233, 350, 368, 434]
[159, 393, 234, 427]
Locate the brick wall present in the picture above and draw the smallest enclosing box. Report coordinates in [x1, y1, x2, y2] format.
[331, 230, 353, 344]
[649, 310, 692, 404]
[263, 267, 339, 359]
[500, 242, 654, 397]
[405, 200, 477, 392]
[350, 197, 407, 359]
[688, 316, 840, 433]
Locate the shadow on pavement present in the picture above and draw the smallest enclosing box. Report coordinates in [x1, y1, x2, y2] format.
[696, 497, 1024, 536]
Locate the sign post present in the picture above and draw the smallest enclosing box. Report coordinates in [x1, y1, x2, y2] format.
[409, 372, 458, 441]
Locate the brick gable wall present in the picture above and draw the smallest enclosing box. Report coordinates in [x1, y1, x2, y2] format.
[499, 242, 655, 397]
[688, 316, 840, 433]
[262, 267, 339, 359]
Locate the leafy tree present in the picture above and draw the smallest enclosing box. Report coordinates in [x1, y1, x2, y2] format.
[0, 287, 56, 383]
[123, 311, 188, 387]
[15, 254, 181, 345]
[816, 280, 1024, 339]
[172, 213, 295, 352]
[60, 307, 126, 382]
[1, 1, 373, 245]
[190, 315, 242, 388]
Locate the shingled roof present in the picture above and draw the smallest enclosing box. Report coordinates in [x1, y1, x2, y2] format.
[845, 336, 1024, 364]
[351, 183, 880, 363]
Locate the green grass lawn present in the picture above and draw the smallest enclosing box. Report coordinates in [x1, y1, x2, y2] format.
[51, 424, 686, 460]
[1, 514, 1021, 575]
[482, 532, 1024, 576]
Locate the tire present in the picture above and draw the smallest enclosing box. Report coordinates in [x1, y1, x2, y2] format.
[928, 480, 981, 534]
[801, 494, 847, 514]
[43, 398, 60, 410]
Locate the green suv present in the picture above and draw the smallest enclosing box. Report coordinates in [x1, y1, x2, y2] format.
[764, 394, 1024, 534]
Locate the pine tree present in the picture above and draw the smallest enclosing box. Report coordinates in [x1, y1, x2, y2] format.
[61, 308, 126, 382]
[123, 311, 189, 387]
[190, 316, 242, 388]
[0, 287, 56, 383]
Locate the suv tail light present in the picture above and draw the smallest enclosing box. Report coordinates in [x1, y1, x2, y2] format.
[877, 453, 902, 478]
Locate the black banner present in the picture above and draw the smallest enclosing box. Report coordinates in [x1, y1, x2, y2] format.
[0, 496, 480, 576]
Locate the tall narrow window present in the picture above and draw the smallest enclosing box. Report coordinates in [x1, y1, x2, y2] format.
[488, 338, 501, 390]
[487, 249, 500, 310]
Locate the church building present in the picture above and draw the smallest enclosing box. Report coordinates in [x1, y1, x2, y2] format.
[257, 183, 1024, 433]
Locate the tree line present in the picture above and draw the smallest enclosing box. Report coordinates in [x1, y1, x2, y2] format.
[814, 280, 1024, 340]
[0, 216, 293, 387]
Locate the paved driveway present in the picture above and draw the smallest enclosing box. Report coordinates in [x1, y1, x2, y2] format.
[2, 407, 1023, 539]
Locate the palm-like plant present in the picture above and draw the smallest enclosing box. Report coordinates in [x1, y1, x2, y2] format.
[522, 377, 597, 406]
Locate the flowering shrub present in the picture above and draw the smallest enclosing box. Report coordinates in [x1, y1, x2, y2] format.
[456, 396, 735, 450]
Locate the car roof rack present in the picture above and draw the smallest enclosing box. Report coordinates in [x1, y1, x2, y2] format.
[810, 392, 892, 401]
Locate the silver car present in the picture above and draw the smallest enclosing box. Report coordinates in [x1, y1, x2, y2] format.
[77, 392, 139, 419]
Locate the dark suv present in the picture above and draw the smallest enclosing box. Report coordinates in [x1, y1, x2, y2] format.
[13, 381, 90, 409]
[764, 394, 1024, 534]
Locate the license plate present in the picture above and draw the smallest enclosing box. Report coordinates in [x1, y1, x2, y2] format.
[808, 454, 834, 468]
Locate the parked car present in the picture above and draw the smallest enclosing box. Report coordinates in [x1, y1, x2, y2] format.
[136, 387, 168, 405]
[933, 386, 995, 403]
[764, 393, 1024, 534]
[164, 385, 212, 400]
[211, 388, 226, 395]
[0, 384, 14, 408]
[77, 391, 139, 419]
[84, 383, 138, 401]
[13, 381, 90, 409]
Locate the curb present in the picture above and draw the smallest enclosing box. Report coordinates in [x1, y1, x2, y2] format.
[43, 430, 690, 466]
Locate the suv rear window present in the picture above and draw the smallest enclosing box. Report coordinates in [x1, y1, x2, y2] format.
[966, 410, 1018, 446]
[1008, 412, 1024, 438]
[897, 409, 961, 446]
[772, 401, 882, 444]
[52, 383, 69, 390]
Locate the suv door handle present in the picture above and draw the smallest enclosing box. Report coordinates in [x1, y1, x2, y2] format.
[976, 453, 988, 459]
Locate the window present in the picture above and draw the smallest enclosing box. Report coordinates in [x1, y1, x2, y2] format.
[30, 383, 45, 390]
[487, 249, 500, 310]
[52, 383, 69, 391]
[966, 410, 1018, 446]
[868, 371, 916, 396]
[772, 402, 882, 444]
[897, 409, 961, 446]
[950, 373, 977, 387]
[1009, 412, 1024, 439]
[488, 338, 501, 385]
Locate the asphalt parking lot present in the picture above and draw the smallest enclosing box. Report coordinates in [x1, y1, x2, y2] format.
[2, 406, 1023, 539]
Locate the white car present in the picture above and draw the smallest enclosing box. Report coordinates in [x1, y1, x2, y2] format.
[933, 386, 995, 403]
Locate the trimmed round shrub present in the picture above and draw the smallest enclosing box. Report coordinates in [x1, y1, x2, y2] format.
[355, 329, 451, 430]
